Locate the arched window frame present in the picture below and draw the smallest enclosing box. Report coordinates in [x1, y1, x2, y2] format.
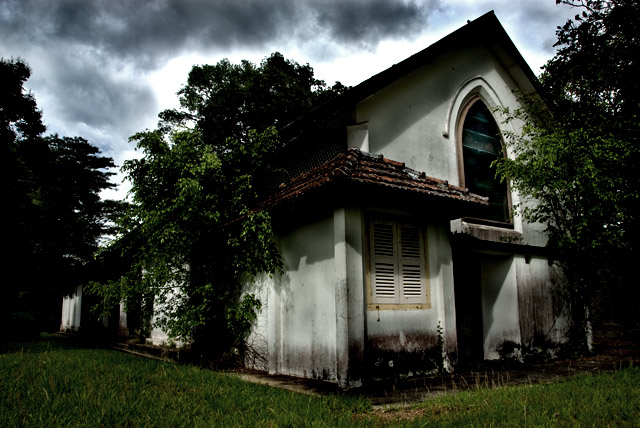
[457, 96, 512, 225]
[446, 79, 513, 226]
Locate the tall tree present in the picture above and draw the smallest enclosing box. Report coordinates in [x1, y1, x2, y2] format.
[2, 58, 46, 338]
[1, 58, 121, 338]
[93, 53, 346, 359]
[495, 0, 640, 346]
[161, 52, 346, 147]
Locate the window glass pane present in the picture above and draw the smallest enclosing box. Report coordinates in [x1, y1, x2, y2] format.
[462, 101, 509, 222]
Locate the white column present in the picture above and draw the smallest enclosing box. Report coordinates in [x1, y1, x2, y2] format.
[334, 206, 365, 388]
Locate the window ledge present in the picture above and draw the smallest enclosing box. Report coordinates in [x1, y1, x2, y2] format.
[367, 303, 430, 311]
[450, 218, 522, 244]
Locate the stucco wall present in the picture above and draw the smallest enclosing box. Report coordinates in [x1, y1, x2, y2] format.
[243, 273, 271, 371]
[60, 284, 82, 332]
[147, 287, 184, 347]
[479, 254, 522, 360]
[516, 256, 570, 354]
[259, 211, 340, 380]
[249, 206, 457, 384]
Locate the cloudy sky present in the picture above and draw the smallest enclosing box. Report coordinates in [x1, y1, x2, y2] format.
[1, 0, 578, 199]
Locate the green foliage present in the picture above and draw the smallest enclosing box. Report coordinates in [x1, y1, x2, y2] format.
[1, 58, 121, 336]
[0, 59, 45, 144]
[93, 53, 346, 358]
[544, 0, 639, 126]
[495, 0, 640, 340]
[160, 52, 347, 147]
[117, 126, 282, 354]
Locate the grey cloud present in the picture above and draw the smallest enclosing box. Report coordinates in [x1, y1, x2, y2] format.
[27, 46, 157, 133]
[2, 0, 298, 71]
[501, 2, 576, 55]
[2, 0, 441, 71]
[310, 0, 441, 48]
[0, 0, 444, 185]
[1, 0, 443, 130]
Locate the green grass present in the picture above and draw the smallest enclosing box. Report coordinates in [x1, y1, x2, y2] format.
[394, 366, 640, 427]
[1, 334, 369, 427]
[2, 334, 639, 427]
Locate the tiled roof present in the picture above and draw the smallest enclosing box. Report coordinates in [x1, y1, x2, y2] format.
[259, 148, 488, 211]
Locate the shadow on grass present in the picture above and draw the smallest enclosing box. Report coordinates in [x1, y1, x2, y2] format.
[1, 331, 117, 354]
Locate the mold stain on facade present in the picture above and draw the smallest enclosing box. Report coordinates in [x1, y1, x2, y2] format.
[365, 332, 443, 379]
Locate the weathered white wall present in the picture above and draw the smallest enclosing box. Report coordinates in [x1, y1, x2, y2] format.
[148, 320, 170, 346]
[249, 206, 462, 383]
[479, 255, 522, 360]
[60, 284, 82, 332]
[243, 207, 367, 387]
[269, 211, 339, 380]
[118, 302, 128, 337]
[516, 256, 570, 352]
[355, 46, 522, 183]
[334, 206, 366, 386]
[428, 223, 458, 363]
[243, 273, 271, 371]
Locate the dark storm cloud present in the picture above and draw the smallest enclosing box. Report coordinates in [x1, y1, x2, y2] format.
[310, 0, 439, 48]
[0, 0, 441, 177]
[1, 0, 439, 70]
[1, 0, 291, 71]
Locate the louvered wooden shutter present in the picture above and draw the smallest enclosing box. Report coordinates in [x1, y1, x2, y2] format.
[399, 225, 426, 304]
[371, 221, 398, 303]
[369, 220, 427, 305]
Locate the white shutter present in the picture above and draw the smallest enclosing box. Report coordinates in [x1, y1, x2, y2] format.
[371, 222, 398, 303]
[399, 225, 425, 303]
[369, 219, 428, 306]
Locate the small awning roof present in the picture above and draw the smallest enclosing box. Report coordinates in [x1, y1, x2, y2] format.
[259, 148, 488, 213]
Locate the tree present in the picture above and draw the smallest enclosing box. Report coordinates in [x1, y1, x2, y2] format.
[495, 0, 640, 346]
[160, 52, 346, 146]
[92, 53, 346, 360]
[1, 58, 121, 338]
[2, 58, 46, 338]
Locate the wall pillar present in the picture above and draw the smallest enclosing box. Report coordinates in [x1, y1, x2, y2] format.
[334, 206, 365, 388]
[267, 272, 282, 375]
[429, 224, 458, 369]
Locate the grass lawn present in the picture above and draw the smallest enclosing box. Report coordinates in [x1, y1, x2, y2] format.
[2, 334, 639, 427]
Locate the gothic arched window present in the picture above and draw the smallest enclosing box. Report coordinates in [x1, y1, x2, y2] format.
[460, 99, 510, 223]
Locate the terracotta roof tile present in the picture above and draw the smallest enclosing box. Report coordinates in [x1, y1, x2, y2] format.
[259, 148, 488, 210]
